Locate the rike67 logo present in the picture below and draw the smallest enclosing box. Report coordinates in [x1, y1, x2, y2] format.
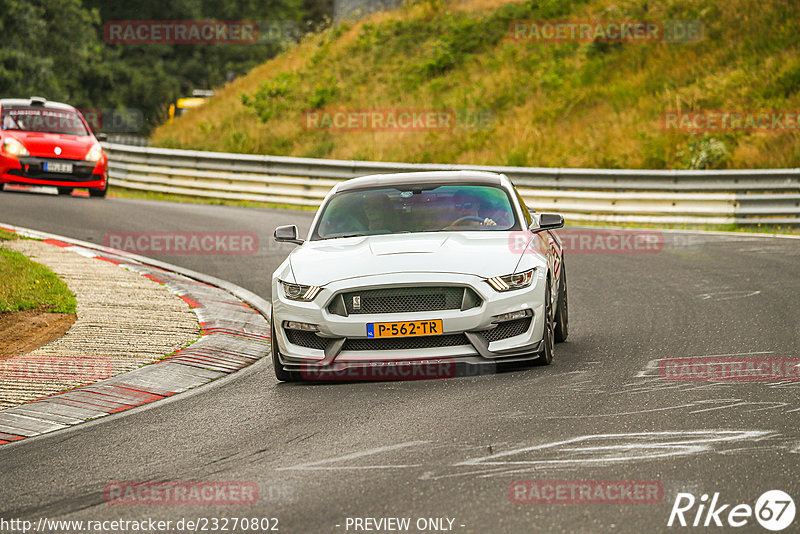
[668, 490, 795, 531]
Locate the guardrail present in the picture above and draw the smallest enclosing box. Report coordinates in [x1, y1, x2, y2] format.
[103, 143, 800, 225]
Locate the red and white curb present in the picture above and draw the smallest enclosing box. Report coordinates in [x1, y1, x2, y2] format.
[0, 224, 271, 445]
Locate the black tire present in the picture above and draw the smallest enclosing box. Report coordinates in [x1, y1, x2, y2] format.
[554, 263, 569, 343]
[89, 183, 107, 198]
[271, 317, 300, 382]
[533, 279, 555, 365]
[57, 187, 73, 196]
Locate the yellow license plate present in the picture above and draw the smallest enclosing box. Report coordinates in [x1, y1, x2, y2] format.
[367, 319, 443, 338]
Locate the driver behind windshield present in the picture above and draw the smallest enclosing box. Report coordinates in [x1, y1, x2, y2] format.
[2, 114, 18, 130]
[362, 192, 394, 232]
[450, 191, 496, 227]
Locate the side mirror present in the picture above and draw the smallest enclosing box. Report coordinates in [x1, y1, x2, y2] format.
[96, 133, 108, 142]
[274, 225, 304, 245]
[530, 213, 565, 232]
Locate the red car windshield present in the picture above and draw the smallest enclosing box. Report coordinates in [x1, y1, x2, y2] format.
[1, 106, 89, 136]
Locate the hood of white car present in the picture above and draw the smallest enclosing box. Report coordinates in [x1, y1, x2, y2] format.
[287, 232, 529, 286]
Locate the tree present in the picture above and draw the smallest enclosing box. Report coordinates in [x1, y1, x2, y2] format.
[0, 0, 329, 133]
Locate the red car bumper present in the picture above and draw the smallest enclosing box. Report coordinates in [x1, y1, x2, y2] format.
[0, 153, 107, 189]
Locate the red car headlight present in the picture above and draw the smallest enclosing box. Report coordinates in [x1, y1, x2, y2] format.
[2, 137, 29, 157]
[85, 143, 104, 162]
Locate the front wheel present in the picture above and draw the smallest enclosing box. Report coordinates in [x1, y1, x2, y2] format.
[271, 317, 299, 382]
[554, 263, 569, 343]
[89, 182, 107, 198]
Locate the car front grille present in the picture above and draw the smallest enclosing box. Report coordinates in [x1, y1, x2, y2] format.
[342, 334, 470, 351]
[13, 157, 97, 180]
[482, 317, 532, 343]
[330, 286, 480, 316]
[285, 329, 328, 350]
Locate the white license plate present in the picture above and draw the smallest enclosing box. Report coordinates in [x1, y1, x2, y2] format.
[45, 161, 73, 173]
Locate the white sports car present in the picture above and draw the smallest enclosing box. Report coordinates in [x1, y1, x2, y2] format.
[270, 171, 568, 381]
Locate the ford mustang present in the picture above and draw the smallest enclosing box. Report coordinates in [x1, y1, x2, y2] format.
[270, 171, 568, 381]
[0, 97, 108, 197]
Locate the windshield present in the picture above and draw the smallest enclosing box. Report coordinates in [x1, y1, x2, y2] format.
[1, 106, 89, 135]
[313, 184, 520, 240]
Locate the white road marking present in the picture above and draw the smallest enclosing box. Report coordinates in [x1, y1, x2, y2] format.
[538, 399, 790, 418]
[419, 430, 777, 481]
[696, 290, 761, 301]
[454, 430, 772, 469]
[277, 440, 429, 471]
[687, 400, 753, 414]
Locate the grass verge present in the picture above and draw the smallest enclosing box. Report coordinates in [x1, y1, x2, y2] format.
[0, 229, 19, 241]
[109, 186, 317, 211]
[0, 248, 77, 313]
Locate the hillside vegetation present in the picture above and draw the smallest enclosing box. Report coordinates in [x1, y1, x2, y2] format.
[152, 0, 800, 169]
[2, 0, 324, 132]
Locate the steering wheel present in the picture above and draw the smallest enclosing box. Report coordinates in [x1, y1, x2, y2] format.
[445, 215, 485, 229]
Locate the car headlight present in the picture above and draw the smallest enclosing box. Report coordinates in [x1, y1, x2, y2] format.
[2, 137, 29, 157]
[85, 143, 104, 162]
[280, 281, 321, 301]
[486, 268, 536, 292]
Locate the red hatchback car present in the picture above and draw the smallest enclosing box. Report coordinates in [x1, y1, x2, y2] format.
[0, 97, 108, 197]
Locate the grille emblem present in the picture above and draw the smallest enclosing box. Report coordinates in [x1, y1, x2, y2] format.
[352, 296, 361, 310]
[54, 146, 62, 155]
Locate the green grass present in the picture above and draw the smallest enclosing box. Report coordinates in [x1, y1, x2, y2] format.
[0, 229, 19, 241]
[0, 248, 77, 313]
[109, 186, 317, 211]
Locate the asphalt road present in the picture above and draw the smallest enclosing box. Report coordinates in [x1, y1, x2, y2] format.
[1, 189, 799, 534]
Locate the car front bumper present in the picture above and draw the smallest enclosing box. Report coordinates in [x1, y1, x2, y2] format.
[0, 155, 107, 188]
[271, 270, 547, 374]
